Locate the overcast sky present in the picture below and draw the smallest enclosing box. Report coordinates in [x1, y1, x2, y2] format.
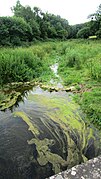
[0, 0, 101, 25]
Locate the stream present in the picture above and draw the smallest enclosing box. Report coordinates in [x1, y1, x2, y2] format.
[0, 64, 101, 179]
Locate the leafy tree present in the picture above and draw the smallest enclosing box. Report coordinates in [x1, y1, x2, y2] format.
[29, 19, 41, 40]
[33, 7, 43, 23]
[11, 0, 23, 17]
[0, 19, 10, 46]
[0, 0, 71, 45]
[77, 27, 90, 39]
[42, 13, 69, 39]
[88, 4, 101, 21]
[0, 16, 32, 46]
[12, 1, 40, 40]
[69, 24, 84, 38]
[88, 4, 101, 38]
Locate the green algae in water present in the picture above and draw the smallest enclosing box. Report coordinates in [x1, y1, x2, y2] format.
[14, 111, 40, 137]
[0, 91, 21, 111]
[28, 93, 86, 140]
[28, 138, 68, 174]
[13, 111, 68, 173]
[13, 92, 101, 174]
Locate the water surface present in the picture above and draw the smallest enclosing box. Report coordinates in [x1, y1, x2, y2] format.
[0, 64, 101, 179]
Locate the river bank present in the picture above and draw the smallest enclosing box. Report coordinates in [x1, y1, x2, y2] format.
[0, 40, 101, 129]
[0, 60, 101, 178]
[0, 40, 101, 178]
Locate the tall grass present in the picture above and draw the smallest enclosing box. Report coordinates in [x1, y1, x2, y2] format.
[58, 40, 101, 84]
[0, 42, 57, 85]
[87, 55, 101, 81]
[0, 40, 101, 128]
[1, 39, 101, 85]
[57, 39, 101, 128]
[75, 88, 101, 128]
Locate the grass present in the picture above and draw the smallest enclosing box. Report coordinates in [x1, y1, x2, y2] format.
[0, 39, 101, 128]
[57, 39, 101, 129]
[0, 42, 57, 85]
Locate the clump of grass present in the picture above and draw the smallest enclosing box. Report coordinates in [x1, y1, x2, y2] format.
[0, 40, 101, 129]
[76, 88, 101, 128]
[0, 42, 58, 86]
[87, 55, 101, 81]
[58, 40, 101, 128]
[58, 40, 101, 85]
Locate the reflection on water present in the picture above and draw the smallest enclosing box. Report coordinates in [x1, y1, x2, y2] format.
[0, 85, 101, 179]
[0, 87, 69, 179]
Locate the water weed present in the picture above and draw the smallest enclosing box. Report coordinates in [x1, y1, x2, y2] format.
[0, 40, 101, 128]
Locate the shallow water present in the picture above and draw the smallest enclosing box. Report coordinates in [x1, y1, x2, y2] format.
[50, 63, 63, 88]
[0, 85, 101, 179]
[0, 88, 69, 178]
[0, 64, 101, 179]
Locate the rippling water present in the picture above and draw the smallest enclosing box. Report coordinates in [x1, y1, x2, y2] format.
[0, 65, 101, 179]
[0, 88, 64, 178]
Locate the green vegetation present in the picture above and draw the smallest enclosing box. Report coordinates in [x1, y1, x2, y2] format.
[58, 40, 101, 84]
[0, 39, 101, 129]
[78, 88, 101, 126]
[0, 91, 21, 110]
[0, 43, 57, 85]
[14, 93, 101, 172]
[1, 1, 101, 47]
[14, 111, 68, 173]
[0, 3, 101, 178]
[0, 1, 101, 130]
[0, 0, 70, 47]
[0, 16, 32, 46]
[57, 40, 101, 128]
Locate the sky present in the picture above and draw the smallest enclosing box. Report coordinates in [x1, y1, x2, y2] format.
[0, 0, 101, 25]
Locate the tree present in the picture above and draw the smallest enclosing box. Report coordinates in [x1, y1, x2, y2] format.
[0, 16, 32, 46]
[11, 0, 23, 17]
[88, 4, 101, 38]
[77, 27, 90, 39]
[1, 0, 71, 46]
[29, 19, 41, 40]
[41, 13, 70, 39]
[69, 23, 84, 38]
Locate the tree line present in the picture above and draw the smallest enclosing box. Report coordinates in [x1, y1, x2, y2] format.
[0, 0, 101, 46]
